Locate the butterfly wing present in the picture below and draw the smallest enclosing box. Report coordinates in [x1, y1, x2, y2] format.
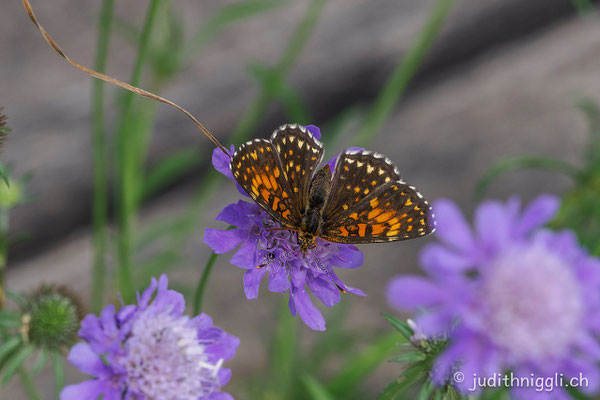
[230, 138, 302, 227]
[270, 124, 324, 213]
[319, 150, 435, 243]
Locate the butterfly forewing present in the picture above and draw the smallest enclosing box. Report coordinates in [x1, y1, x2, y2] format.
[320, 180, 434, 243]
[321, 150, 402, 222]
[230, 139, 302, 227]
[270, 124, 324, 213]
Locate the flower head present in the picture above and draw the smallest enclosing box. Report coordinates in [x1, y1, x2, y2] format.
[61, 275, 239, 400]
[387, 195, 600, 398]
[205, 125, 365, 331]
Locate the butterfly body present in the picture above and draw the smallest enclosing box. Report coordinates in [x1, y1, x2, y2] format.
[229, 124, 435, 256]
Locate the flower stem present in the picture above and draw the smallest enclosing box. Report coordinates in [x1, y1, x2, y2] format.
[353, 0, 456, 148]
[116, 0, 161, 304]
[193, 251, 219, 315]
[17, 368, 42, 400]
[0, 207, 9, 309]
[90, 0, 114, 314]
[51, 351, 64, 400]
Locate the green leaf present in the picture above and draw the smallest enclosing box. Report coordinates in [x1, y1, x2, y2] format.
[381, 312, 413, 340]
[0, 164, 9, 187]
[1, 345, 34, 385]
[142, 148, 203, 200]
[0, 310, 21, 328]
[0, 336, 22, 369]
[389, 351, 426, 363]
[31, 349, 48, 375]
[328, 332, 402, 398]
[377, 365, 427, 400]
[417, 380, 435, 400]
[301, 375, 336, 400]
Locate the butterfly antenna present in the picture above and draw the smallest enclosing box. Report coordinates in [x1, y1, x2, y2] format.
[313, 255, 346, 294]
[21, 0, 231, 158]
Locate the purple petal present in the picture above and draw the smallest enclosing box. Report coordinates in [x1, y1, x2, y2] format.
[308, 277, 341, 307]
[204, 228, 245, 254]
[474, 200, 512, 255]
[304, 125, 322, 140]
[243, 268, 267, 299]
[290, 286, 326, 331]
[515, 194, 560, 237]
[230, 240, 259, 269]
[420, 243, 474, 276]
[208, 392, 234, 400]
[268, 266, 290, 292]
[332, 245, 363, 268]
[67, 343, 111, 378]
[60, 379, 120, 400]
[212, 145, 235, 181]
[386, 276, 444, 310]
[215, 203, 246, 228]
[432, 199, 477, 254]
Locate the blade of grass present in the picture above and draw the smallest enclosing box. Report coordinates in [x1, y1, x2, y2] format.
[327, 332, 403, 398]
[267, 298, 298, 399]
[302, 375, 336, 400]
[90, 0, 115, 314]
[115, 0, 162, 304]
[353, 0, 455, 148]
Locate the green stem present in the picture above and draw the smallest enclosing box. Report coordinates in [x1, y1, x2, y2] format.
[90, 0, 114, 314]
[193, 251, 219, 315]
[51, 351, 64, 400]
[152, 0, 327, 282]
[17, 368, 42, 400]
[0, 207, 9, 309]
[353, 0, 455, 147]
[116, 0, 162, 304]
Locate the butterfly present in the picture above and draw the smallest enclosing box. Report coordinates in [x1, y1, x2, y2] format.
[229, 124, 435, 255]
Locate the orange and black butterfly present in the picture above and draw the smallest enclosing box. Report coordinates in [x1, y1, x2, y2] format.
[230, 124, 435, 255]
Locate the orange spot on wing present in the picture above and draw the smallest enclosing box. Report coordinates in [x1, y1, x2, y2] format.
[368, 208, 383, 220]
[339, 226, 349, 236]
[272, 197, 280, 211]
[354, 186, 361, 193]
[282, 209, 291, 219]
[269, 175, 278, 190]
[349, 212, 359, 220]
[407, 225, 413, 232]
[260, 174, 272, 189]
[358, 224, 366, 237]
[376, 211, 395, 223]
[260, 188, 270, 202]
[372, 224, 385, 235]
[386, 230, 399, 236]
[370, 197, 379, 207]
[274, 167, 280, 177]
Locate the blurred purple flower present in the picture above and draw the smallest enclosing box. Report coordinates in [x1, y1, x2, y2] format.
[61, 275, 239, 400]
[387, 195, 600, 398]
[206, 125, 364, 331]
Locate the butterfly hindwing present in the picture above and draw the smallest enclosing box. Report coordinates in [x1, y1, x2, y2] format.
[230, 139, 302, 227]
[320, 180, 434, 243]
[270, 124, 324, 213]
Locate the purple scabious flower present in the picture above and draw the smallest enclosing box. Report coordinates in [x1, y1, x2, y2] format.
[387, 195, 600, 399]
[205, 125, 364, 331]
[61, 275, 239, 400]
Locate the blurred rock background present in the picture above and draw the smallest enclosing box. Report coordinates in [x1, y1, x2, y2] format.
[2, 0, 600, 398]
